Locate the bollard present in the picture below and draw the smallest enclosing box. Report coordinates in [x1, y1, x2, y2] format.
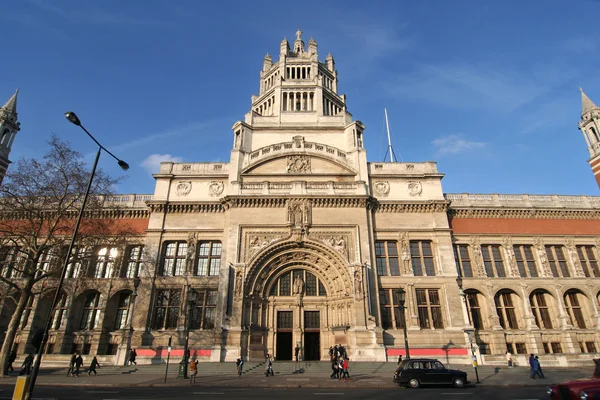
[13, 376, 30, 400]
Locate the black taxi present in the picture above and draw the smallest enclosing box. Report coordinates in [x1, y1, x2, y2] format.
[393, 358, 469, 388]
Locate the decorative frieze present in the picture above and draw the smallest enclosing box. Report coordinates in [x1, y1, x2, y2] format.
[313, 234, 349, 260]
[246, 234, 283, 260]
[375, 202, 448, 213]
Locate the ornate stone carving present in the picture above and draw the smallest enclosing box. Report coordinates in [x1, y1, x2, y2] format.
[399, 232, 412, 275]
[286, 155, 311, 173]
[354, 268, 363, 296]
[534, 237, 552, 277]
[208, 181, 224, 197]
[287, 200, 311, 228]
[317, 235, 348, 259]
[469, 236, 485, 277]
[246, 234, 282, 259]
[176, 181, 192, 196]
[373, 181, 390, 196]
[186, 232, 198, 273]
[293, 276, 304, 295]
[407, 181, 422, 196]
[565, 238, 586, 278]
[234, 269, 244, 298]
[501, 236, 519, 277]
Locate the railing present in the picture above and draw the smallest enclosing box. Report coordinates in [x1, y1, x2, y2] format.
[445, 193, 600, 209]
[245, 140, 349, 168]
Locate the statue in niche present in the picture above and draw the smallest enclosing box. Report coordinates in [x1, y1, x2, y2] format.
[234, 270, 243, 296]
[186, 233, 197, 272]
[354, 269, 363, 296]
[293, 276, 304, 295]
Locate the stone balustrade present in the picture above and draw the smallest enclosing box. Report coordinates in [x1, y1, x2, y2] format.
[233, 180, 366, 196]
[244, 140, 349, 169]
[445, 193, 600, 209]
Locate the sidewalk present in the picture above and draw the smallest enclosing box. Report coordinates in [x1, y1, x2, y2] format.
[0, 364, 594, 389]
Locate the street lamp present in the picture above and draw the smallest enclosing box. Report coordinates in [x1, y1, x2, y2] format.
[457, 277, 480, 384]
[124, 276, 141, 366]
[24, 112, 129, 400]
[396, 288, 410, 360]
[181, 287, 197, 379]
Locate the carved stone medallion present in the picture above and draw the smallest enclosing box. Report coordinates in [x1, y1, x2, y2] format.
[286, 155, 311, 173]
[373, 181, 390, 196]
[208, 181, 224, 197]
[176, 181, 192, 196]
[407, 181, 422, 196]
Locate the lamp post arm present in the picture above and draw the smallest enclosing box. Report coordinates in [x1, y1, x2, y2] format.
[79, 124, 123, 165]
[25, 146, 102, 400]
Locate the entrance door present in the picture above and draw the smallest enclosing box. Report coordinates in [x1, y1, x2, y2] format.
[276, 332, 293, 360]
[304, 310, 320, 361]
[276, 311, 293, 360]
[304, 332, 320, 360]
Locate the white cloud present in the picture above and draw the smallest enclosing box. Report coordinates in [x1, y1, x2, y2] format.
[432, 134, 486, 155]
[141, 154, 182, 174]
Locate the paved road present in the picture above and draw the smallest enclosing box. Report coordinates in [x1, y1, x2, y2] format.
[0, 386, 551, 400]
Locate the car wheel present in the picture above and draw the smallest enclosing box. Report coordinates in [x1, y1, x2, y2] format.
[408, 378, 420, 388]
[452, 376, 465, 388]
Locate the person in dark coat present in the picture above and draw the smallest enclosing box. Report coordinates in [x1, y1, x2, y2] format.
[67, 352, 78, 376]
[7, 349, 16, 372]
[529, 354, 540, 379]
[88, 356, 100, 375]
[20, 354, 33, 376]
[73, 354, 83, 377]
[294, 345, 300, 362]
[129, 349, 137, 366]
[534, 356, 545, 379]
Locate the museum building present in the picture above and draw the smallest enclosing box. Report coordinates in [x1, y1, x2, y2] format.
[1, 31, 599, 367]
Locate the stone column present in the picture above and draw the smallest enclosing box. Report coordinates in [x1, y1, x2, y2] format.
[518, 284, 538, 330]
[485, 284, 503, 330]
[553, 285, 573, 330]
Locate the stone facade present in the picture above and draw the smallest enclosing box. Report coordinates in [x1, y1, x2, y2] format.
[1, 32, 599, 366]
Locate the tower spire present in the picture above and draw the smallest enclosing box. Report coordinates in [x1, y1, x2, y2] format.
[580, 87, 597, 115]
[1, 89, 18, 115]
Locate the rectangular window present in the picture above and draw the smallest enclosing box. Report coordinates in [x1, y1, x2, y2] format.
[153, 289, 181, 329]
[66, 247, 88, 279]
[277, 311, 293, 330]
[496, 292, 518, 329]
[378, 289, 404, 329]
[190, 289, 217, 330]
[481, 245, 506, 277]
[162, 242, 187, 276]
[94, 247, 118, 278]
[515, 343, 527, 354]
[411, 241, 435, 276]
[546, 245, 570, 277]
[585, 342, 597, 353]
[577, 245, 600, 278]
[196, 241, 222, 276]
[305, 273, 317, 296]
[466, 293, 483, 329]
[551, 342, 563, 354]
[375, 241, 400, 276]
[565, 292, 586, 329]
[124, 245, 144, 278]
[478, 343, 489, 355]
[453, 244, 473, 277]
[415, 289, 443, 329]
[0, 247, 24, 279]
[514, 245, 538, 277]
[531, 292, 553, 329]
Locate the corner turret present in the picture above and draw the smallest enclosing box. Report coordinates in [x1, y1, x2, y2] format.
[0, 89, 21, 184]
[577, 88, 600, 188]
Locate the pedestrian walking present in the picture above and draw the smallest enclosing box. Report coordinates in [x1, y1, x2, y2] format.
[397, 355, 403, 365]
[506, 351, 513, 368]
[265, 354, 274, 376]
[529, 354, 540, 379]
[129, 349, 137, 366]
[337, 357, 344, 381]
[535, 356, 545, 379]
[236, 357, 244, 377]
[7, 349, 16, 372]
[328, 346, 334, 361]
[330, 356, 338, 379]
[67, 351, 77, 376]
[19, 353, 33, 376]
[294, 345, 300, 362]
[88, 356, 100, 375]
[73, 353, 83, 377]
[341, 357, 350, 381]
[189, 358, 199, 383]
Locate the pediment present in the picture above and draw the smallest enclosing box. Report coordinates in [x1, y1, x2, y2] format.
[242, 154, 356, 176]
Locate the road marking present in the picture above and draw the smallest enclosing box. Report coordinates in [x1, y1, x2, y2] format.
[440, 394, 472, 395]
[87, 391, 119, 394]
[314, 394, 344, 396]
[193, 393, 223, 395]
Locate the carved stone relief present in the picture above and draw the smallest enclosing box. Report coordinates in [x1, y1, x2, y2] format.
[286, 155, 311, 173]
[407, 181, 422, 197]
[501, 236, 520, 277]
[314, 235, 349, 260]
[399, 232, 413, 275]
[176, 181, 192, 196]
[469, 236, 485, 277]
[287, 200, 312, 228]
[245, 234, 283, 260]
[373, 181, 390, 196]
[565, 238, 586, 278]
[208, 181, 224, 197]
[533, 237, 552, 277]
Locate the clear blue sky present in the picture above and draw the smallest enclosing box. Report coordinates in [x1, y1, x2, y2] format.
[2, 0, 599, 195]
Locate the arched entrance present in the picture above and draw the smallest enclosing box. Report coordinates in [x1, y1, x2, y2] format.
[239, 239, 355, 361]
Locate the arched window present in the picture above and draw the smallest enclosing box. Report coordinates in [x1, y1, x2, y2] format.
[564, 290, 587, 329]
[495, 290, 519, 329]
[590, 126, 600, 142]
[80, 292, 103, 330]
[530, 291, 553, 329]
[51, 292, 68, 330]
[269, 269, 327, 296]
